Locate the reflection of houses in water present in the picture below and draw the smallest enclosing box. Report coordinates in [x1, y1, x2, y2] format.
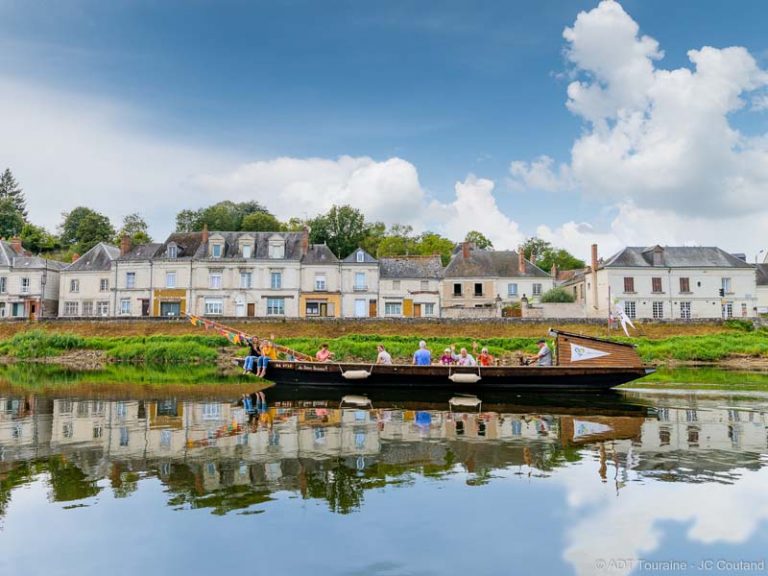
[3, 395, 768, 504]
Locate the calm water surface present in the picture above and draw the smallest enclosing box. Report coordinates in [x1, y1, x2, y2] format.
[2, 382, 768, 576]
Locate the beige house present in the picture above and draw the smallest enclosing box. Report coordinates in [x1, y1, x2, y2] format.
[113, 238, 166, 317]
[566, 244, 758, 320]
[756, 264, 768, 315]
[0, 238, 64, 319]
[378, 255, 442, 318]
[299, 244, 341, 318]
[341, 248, 379, 317]
[59, 243, 120, 317]
[441, 243, 552, 317]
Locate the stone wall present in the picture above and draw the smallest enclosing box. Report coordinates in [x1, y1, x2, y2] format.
[521, 303, 586, 319]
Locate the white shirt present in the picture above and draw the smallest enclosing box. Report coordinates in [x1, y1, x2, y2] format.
[377, 350, 392, 365]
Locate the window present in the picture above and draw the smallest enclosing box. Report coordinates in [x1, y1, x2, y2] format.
[205, 299, 223, 315]
[356, 251, 364, 263]
[742, 302, 748, 317]
[679, 277, 690, 293]
[384, 302, 402, 316]
[507, 283, 518, 297]
[0, 277, 5, 293]
[126, 272, 136, 289]
[120, 298, 131, 315]
[82, 301, 94, 317]
[100, 278, 109, 292]
[63, 302, 79, 317]
[267, 297, 285, 315]
[453, 283, 462, 296]
[268, 241, 284, 259]
[93, 425, 103, 439]
[624, 301, 636, 319]
[424, 303, 435, 316]
[721, 277, 732, 294]
[651, 277, 662, 293]
[166, 272, 176, 288]
[240, 272, 252, 289]
[209, 273, 222, 289]
[354, 272, 366, 291]
[167, 244, 178, 258]
[652, 301, 664, 319]
[21, 277, 30, 293]
[306, 302, 320, 316]
[420, 280, 429, 291]
[97, 301, 109, 316]
[392, 280, 401, 290]
[533, 283, 542, 296]
[722, 302, 733, 319]
[270, 272, 282, 289]
[315, 274, 327, 290]
[680, 301, 691, 320]
[242, 245, 252, 258]
[63, 423, 73, 439]
[474, 283, 483, 296]
[623, 277, 635, 293]
[212, 243, 222, 258]
[120, 427, 129, 447]
[70, 279, 79, 293]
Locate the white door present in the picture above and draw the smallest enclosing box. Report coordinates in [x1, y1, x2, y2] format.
[235, 296, 246, 317]
[355, 299, 367, 317]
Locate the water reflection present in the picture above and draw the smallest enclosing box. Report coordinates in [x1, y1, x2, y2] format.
[2, 387, 768, 575]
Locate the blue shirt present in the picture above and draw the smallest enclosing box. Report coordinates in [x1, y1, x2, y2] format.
[413, 349, 431, 365]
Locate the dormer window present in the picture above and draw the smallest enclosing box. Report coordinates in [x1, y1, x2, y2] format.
[356, 251, 364, 263]
[167, 244, 178, 259]
[212, 243, 222, 258]
[268, 239, 285, 259]
[242, 245, 252, 258]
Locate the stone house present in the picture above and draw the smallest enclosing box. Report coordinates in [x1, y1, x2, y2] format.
[58, 242, 120, 317]
[378, 255, 443, 318]
[0, 237, 64, 319]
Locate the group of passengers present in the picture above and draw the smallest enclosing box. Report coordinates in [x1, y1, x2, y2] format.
[242, 336, 278, 377]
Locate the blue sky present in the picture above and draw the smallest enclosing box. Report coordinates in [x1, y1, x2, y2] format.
[1, 0, 768, 258]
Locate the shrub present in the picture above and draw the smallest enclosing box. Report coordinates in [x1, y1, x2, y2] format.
[107, 342, 218, 365]
[540, 287, 575, 303]
[724, 319, 754, 332]
[4, 330, 87, 358]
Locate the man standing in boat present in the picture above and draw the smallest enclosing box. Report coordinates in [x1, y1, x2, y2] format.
[530, 339, 552, 367]
[413, 340, 432, 365]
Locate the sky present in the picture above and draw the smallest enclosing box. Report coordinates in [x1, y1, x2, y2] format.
[1, 0, 768, 260]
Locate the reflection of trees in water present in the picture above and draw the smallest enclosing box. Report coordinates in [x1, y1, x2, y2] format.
[304, 459, 366, 514]
[0, 462, 39, 522]
[46, 456, 101, 502]
[110, 463, 139, 499]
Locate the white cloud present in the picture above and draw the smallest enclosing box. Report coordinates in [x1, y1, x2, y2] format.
[508, 155, 573, 192]
[510, 0, 768, 223]
[0, 77, 234, 240]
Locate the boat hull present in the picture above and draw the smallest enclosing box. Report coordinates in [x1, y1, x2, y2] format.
[260, 360, 652, 392]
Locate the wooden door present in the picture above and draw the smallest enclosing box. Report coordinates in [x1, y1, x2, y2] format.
[247, 303, 255, 317]
[413, 303, 422, 318]
[403, 299, 414, 317]
[369, 300, 377, 317]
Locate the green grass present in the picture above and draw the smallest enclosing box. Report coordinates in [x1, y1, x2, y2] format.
[624, 366, 768, 390]
[106, 341, 218, 365]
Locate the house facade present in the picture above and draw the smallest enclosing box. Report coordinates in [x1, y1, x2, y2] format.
[569, 245, 758, 320]
[340, 248, 379, 317]
[0, 238, 63, 319]
[58, 243, 120, 317]
[378, 255, 442, 318]
[299, 244, 341, 318]
[756, 264, 768, 315]
[441, 243, 553, 316]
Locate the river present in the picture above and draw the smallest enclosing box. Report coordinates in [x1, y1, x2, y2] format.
[1, 376, 768, 575]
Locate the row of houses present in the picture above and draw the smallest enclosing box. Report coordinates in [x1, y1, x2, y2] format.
[0, 228, 766, 320]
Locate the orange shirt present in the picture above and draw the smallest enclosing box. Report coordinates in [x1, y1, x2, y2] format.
[478, 353, 494, 366]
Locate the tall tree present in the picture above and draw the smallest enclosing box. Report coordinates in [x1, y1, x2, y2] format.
[414, 232, 455, 265]
[117, 213, 152, 245]
[0, 198, 25, 239]
[464, 230, 493, 250]
[175, 201, 273, 232]
[308, 205, 369, 258]
[20, 223, 60, 253]
[0, 169, 27, 219]
[175, 209, 200, 233]
[522, 237, 585, 272]
[241, 211, 283, 232]
[59, 207, 115, 254]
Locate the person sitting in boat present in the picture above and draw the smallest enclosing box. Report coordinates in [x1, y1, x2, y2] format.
[243, 337, 262, 374]
[529, 339, 553, 367]
[256, 339, 278, 377]
[477, 347, 494, 366]
[456, 347, 476, 366]
[413, 340, 432, 365]
[316, 343, 334, 362]
[376, 344, 392, 365]
[440, 347, 455, 365]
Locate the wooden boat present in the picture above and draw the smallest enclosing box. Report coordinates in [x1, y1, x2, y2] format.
[255, 330, 654, 392]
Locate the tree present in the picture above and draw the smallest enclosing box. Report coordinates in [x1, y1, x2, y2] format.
[522, 237, 585, 272]
[0, 168, 27, 219]
[241, 211, 283, 232]
[541, 287, 575, 303]
[175, 209, 200, 233]
[59, 207, 115, 254]
[307, 205, 369, 258]
[375, 224, 416, 257]
[117, 213, 152, 245]
[0, 198, 25, 239]
[465, 230, 493, 250]
[20, 223, 60, 253]
[174, 201, 274, 231]
[414, 232, 455, 265]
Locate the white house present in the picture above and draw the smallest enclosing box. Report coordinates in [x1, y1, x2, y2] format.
[59, 242, 120, 317]
[569, 245, 758, 320]
[378, 255, 442, 318]
[756, 264, 768, 315]
[340, 248, 379, 318]
[0, 238, 64, 319]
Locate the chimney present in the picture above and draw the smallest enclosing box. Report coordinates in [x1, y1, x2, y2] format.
[10, 236, 22, 253]
[120, 235, 132, 257]
[591, 244, 598, 272]
[551, 263, 557, 278]
[518, 246, 525, 274]
[301, 226, 310, 257]
[202, 223, 209, 245]
[72, 253, 80, 263]
[591, 243, 599, 310]
[462, 242, 470, 259]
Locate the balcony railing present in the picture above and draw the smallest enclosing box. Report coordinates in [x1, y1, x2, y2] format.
[353, 285, 368, 292]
